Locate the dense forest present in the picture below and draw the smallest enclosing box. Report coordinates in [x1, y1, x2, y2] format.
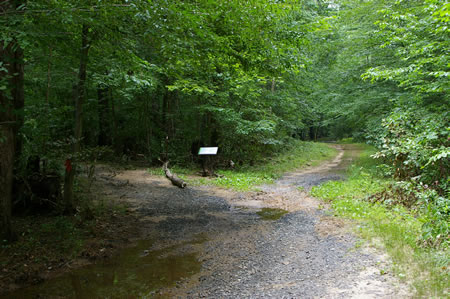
[1, 0, 448, 250]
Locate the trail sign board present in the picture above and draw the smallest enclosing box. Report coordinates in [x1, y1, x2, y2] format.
[198, 147, 218, 155]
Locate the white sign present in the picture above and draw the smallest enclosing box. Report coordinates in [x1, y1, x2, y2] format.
[198, 147, 218, 155]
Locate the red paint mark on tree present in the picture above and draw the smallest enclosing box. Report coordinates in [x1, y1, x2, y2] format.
[65, 159, 72, 172]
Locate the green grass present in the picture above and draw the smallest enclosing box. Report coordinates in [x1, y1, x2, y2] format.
[256, 208, 289, 220]
[188, 172, 272, 190]
[339, 137, 355, 144]
[147, 141, 337, 191]
[311, 144, 449, 298]
[182, 141, 337, 191]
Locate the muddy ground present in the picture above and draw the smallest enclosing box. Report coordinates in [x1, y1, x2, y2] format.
[2, 144, 410, 298]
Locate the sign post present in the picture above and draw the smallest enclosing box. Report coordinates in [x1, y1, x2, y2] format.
[198, 147, 218, 176]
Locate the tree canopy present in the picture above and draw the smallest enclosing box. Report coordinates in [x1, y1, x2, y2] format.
[1, 0, 448, 245]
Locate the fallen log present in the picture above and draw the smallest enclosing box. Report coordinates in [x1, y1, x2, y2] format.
[162, 161, 187, 188]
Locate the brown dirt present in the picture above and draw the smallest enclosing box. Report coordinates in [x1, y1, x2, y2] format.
[315, 215, 351, 238]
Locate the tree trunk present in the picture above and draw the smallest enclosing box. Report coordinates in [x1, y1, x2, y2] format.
[0, 0, 25, 241]
[162, 78, 176, 140]
[144, 95, 153, 159]
[46, 47, 52, 104]
[12, 47, 25, 157]
[110, 88, 118, 150]
[308, 126, 314, 141]
[97, 85, 111, 146]
[162, 86, 168, 137]
[64, 24, 91, 213]
[0, 125, 15, 241]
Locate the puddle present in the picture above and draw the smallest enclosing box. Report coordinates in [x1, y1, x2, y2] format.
[2, 239, 203, 299]
[257, 208, 289, 220]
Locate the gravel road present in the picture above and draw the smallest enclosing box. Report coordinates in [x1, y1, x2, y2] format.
[99, 144, 410, 298]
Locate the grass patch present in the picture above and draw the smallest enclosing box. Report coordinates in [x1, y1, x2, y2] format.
[147, 141, 337, 191]
[187, 141, 337, 191]
[339, 137, 355, 144]
[256, 208, 289, 220]
[310, 144, 449, 298]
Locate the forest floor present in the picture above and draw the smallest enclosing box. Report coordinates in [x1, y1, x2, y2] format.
[1, 144, 411, 298]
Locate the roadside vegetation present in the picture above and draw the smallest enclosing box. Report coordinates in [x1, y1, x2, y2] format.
[190, 141, 336, 191]
[149, 141, 337, 191]
[0, 195, 138, 292]
[311, 144, 449, 298]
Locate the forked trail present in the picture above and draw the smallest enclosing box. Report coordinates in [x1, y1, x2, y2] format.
[5, 144, 409, 298]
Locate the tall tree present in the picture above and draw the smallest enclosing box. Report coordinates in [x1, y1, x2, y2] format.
[0, 0, 26, 240]
[63, 24, 91, 213]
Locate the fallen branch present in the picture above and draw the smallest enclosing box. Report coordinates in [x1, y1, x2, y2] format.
[162, 161, 187, 188]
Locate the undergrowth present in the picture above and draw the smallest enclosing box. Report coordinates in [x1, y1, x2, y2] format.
[0, 215, 84, 271]
[149, 141, 337, 191]
[0, 195, 132, 292]
[311, 144, 449, 298]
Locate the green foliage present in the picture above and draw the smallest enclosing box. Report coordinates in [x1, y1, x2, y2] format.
[14, 0, 331, 177]
[363, 0, 449, 98]
[373, 108, 448, 188]
[416, 186, 449, 248]
[370, 107, 449, 247]
[309, 0, 448, 142]
[311, 144, 448, 297]
[344, 0, 450, 251]
[306, 0, 449, 251]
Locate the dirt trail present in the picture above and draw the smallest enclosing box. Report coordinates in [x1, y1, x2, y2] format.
[158, 144, 409, 298]
[5, 144, 410, 298]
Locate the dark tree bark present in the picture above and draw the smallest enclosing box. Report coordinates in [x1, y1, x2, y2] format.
[162, 77, 176, 140]
[0, 0, 25, 241]
[46, 47, 52, 104]
[143, 95, 153, 159]
[162, 86, 168, 136]
[0, 122, 15, 241]
[97, 85, 111, 146]
[63, 24, 91, 213]
[12, 47, 24, 156]
[110, 88, 118, 151]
